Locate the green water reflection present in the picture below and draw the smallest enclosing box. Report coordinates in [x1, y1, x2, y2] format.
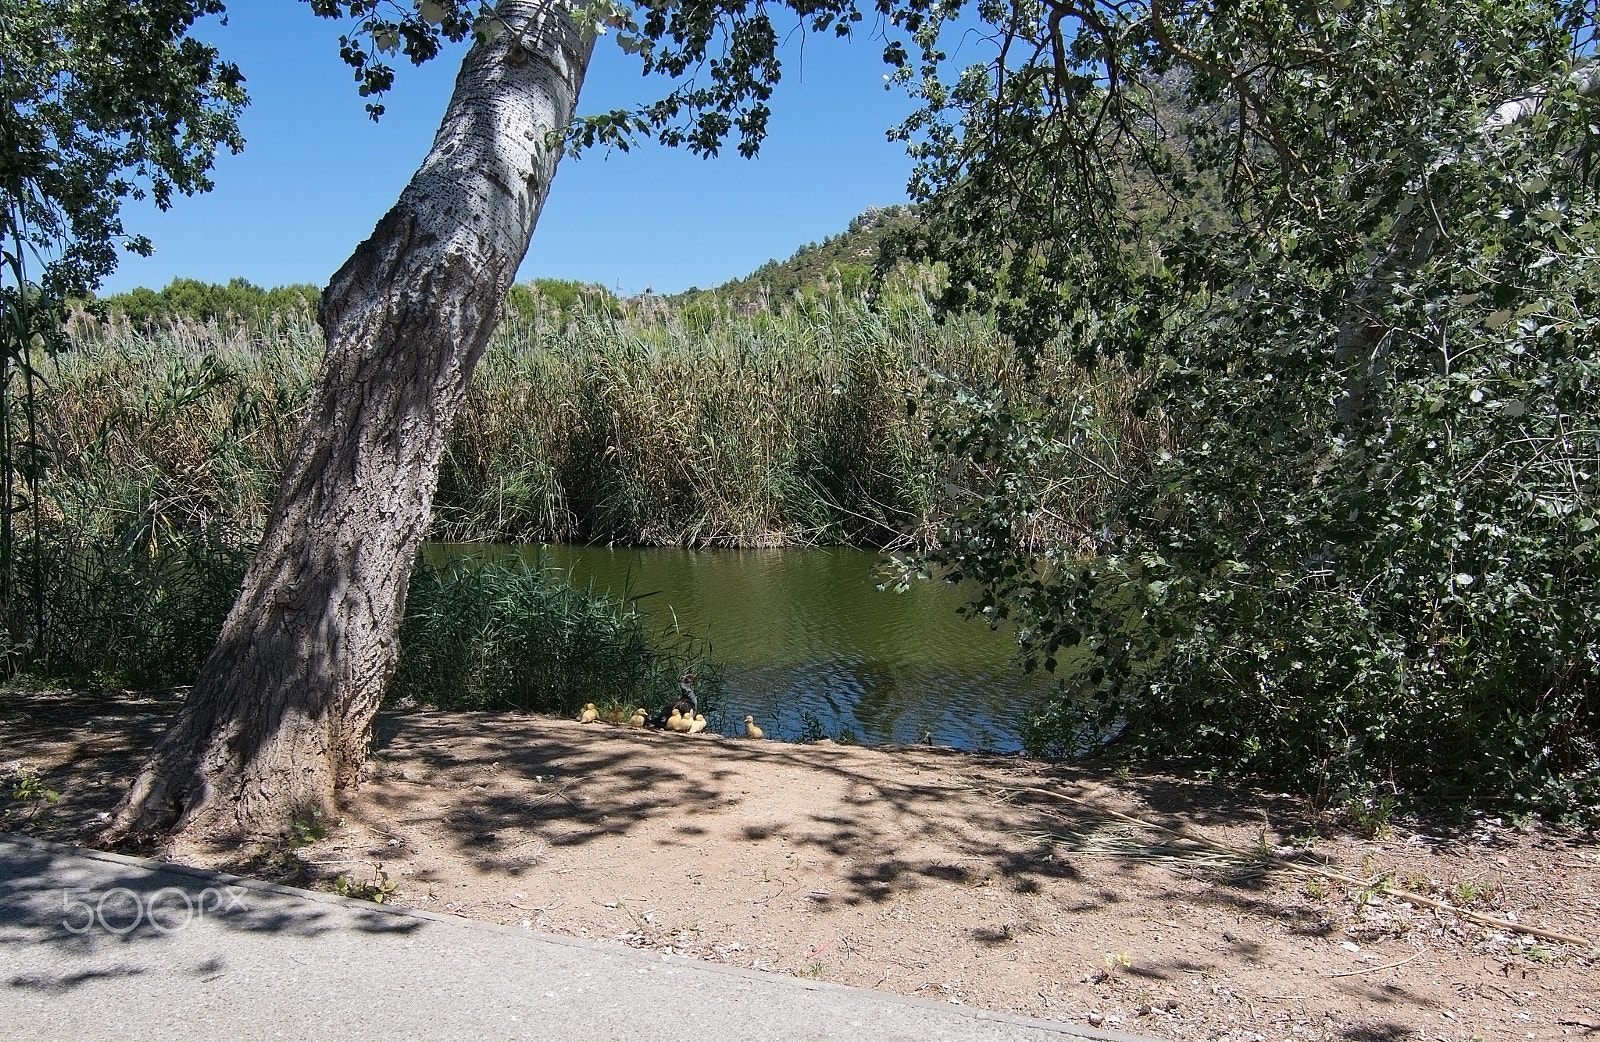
[427, 543, 1053, 751]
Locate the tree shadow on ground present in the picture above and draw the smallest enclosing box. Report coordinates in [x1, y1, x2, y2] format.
[343, 706, 1359, 927]
[6, 690, 1587, 1039]
[0, 688, 186, 842]
[0, 692, 1365, 922]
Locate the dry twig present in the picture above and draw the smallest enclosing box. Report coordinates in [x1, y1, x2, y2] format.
[1326, 951, 1423, 978]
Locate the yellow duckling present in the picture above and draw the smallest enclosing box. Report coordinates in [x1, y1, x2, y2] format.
[627, 707, 647, 728]
[578, 703, 599, 724]
[687, 713, 708, 735]
[744, 714, 764, 739]
[668, 709, 694, 733]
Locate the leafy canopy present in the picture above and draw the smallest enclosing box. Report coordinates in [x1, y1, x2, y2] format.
[0, 0, 246, 298]
[891, 0, 1600, 819]
[311, 0, 906, 157]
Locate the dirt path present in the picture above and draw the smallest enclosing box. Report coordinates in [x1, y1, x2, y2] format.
[4, 689, 1597, 1041]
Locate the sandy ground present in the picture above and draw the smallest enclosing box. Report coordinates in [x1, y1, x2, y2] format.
[3, 688, 1598, 1042]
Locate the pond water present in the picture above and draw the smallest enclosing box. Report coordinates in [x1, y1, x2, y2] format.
[433, 544, 1054, 751]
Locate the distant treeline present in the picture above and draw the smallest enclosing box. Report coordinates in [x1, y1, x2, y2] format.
[81, 204, 918, 330]
[86, 277, 324, 325]
[86, 276, 627, 328]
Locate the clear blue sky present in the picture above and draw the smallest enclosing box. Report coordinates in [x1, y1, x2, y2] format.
[98, 1, 921, 297]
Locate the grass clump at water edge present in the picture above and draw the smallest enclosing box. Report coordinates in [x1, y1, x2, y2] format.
[390, 553, 724, 725]
[6, 529, 723, 730]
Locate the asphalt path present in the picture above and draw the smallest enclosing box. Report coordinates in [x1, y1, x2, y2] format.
[0, 833, 1153, 1042]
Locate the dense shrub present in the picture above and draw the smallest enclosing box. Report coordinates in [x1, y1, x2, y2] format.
[915, 7, 1600, 821]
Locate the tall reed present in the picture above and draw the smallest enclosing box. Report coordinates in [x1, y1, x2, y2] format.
[44, 309, 320, 547]
[13, 290, 1157, 695]
[20, 528, 251, 686]
[49, 292, 1149, 551]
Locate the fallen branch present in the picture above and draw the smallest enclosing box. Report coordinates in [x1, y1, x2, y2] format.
[991, 782, 1595, 949]
[1326, 951, 1423, 978]
[530, 782, 577, 809]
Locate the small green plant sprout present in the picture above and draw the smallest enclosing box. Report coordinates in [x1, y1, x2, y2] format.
[1303, 876, 1328, 900]
[334, 869, 398, 903]
[9, 765, 60, 805]
[289, 810, 327, 848]
[1288, 827, 1320, 850]
[1451, 879, 1498, 908]
[1343, 793, 1397, 838]
[1114, 765, 1132, 782]
[5, 765, 61, 824]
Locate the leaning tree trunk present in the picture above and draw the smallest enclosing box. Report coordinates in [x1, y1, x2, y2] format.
[106, 0, 594, 842]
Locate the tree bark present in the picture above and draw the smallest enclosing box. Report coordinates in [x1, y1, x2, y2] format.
[106, 0, 594, 842]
